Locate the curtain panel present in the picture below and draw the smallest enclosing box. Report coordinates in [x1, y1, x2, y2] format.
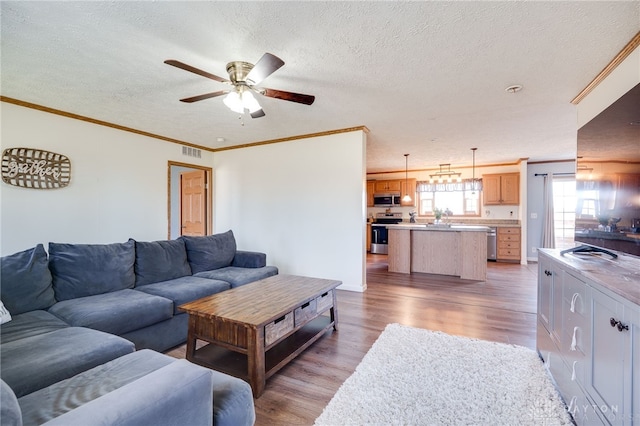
[416, 179, 483, 193]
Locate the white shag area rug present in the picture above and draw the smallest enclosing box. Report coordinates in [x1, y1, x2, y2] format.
[315, 323, 572, 426]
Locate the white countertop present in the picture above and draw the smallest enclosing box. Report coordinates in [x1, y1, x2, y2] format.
[386, 223, 491, 232]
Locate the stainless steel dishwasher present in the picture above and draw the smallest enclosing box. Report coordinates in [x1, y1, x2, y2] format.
[487, 227, 497, 261]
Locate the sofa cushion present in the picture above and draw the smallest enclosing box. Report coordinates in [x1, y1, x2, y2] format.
[211, 369, 256, 426]
[0, 310, 69, 344]
[194, 266, 279, 288]
[47, 289, 173, 335]
[0, 244, 56, 315]
[231, 250, 267, 268]
[1, 327, 135, 398]
[181, 230, 237, 274]
[20, 352, 214, 426]
[1, 380, 22, 426]
[133, 238, 192, 286]
[17, 349, 174, 425]
[135, 276, 230, 314]
[48, 240, 135, 301]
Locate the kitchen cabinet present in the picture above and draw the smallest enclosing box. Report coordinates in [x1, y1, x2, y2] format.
[366, 223, 371, 251]
[586, 286, 638, 425]
[482, 173, 519, 205]
[388, 224, 487, 281]
[537, 255, 557, 335]
[497, 227, 520, 262]
[537, 249, 640, 425]
[400, 178, 416, 207]
[373, 180, 401, 193]
[366, 181, 375, 207]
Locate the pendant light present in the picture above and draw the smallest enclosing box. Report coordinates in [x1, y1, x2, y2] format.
[402, 154, 412, 203]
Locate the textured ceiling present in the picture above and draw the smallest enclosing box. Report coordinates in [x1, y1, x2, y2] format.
[1, 1, 639, 173]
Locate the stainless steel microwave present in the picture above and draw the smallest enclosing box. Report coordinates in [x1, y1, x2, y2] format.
[373, 193, 401, 207]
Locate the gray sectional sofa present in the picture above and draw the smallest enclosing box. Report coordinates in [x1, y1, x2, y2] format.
[0, 230, 277, 426]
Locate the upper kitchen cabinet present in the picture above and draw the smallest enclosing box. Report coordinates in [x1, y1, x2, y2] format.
[366, 181, 375, 207]
[400, 178, 417, 207]
[373, 180, 402, 193]
[482, 173, 520, 205]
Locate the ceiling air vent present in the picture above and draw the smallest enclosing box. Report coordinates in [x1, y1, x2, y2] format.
[181, 146, 202, 159]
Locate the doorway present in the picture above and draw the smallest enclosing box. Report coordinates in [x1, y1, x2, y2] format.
[168, 161, 213, 239]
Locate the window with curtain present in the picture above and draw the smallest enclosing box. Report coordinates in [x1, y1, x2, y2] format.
[416, 180, 482, 216]
[553, 177, 576, 249]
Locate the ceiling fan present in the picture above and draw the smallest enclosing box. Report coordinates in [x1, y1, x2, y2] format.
[164, 53, 315, 119]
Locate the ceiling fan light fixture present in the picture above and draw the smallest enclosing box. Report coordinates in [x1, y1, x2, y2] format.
[241, 90, 262, 113]
[223, 90, 262, 114]
[223, 91, 244, 114]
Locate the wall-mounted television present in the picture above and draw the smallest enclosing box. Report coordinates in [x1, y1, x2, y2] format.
[574, 83, 640, 257]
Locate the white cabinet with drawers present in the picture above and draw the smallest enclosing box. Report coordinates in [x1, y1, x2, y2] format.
[537, 249, 639, 425]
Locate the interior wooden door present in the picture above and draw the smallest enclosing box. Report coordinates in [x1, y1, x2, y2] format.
[180, 169, 206, 236]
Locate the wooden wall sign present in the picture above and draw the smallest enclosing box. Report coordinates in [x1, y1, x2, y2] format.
[1, 147, 71, 189]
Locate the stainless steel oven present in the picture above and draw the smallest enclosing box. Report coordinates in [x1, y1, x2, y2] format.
[370, 212, 403, 254]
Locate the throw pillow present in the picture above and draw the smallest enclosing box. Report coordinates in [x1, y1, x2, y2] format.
[48, 240, 136, 301]
[181, 230, 237, 274]
[0, 301, 12, 324]
[0, 244, 56, 315]
[133, 238, 192, 286]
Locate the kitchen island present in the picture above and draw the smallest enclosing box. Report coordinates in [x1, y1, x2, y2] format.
[387, 224, 489, 281]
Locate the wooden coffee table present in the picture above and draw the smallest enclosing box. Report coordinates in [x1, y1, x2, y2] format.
[179, 274, 340, 397]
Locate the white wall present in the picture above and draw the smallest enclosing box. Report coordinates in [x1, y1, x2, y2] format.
[577, 42, 639, 128]
[213, 131, 367, 292]
[0, 102, 213, 255]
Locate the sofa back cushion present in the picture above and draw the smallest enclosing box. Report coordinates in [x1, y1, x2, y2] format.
[49, 240, 135, 301]
[181, 230, 236, 274]
[133, 239, 192, 286]
[0, 244, 56, 315]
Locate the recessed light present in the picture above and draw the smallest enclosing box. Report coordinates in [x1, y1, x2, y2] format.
[505, 85, 523, 93]
[216, 137, 225, 143]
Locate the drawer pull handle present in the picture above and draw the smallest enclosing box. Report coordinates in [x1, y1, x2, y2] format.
[570, 293, 580, 313]
[571, 361, 577, 381]
[274, 315, 286, 324]
[301, 302, 310, 309]
[321, 292, 329, 297]
[610, 317, 629, 332]
[570, 327, 578, 351]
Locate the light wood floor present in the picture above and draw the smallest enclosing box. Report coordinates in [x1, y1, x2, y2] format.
[166, 254, 539, 425]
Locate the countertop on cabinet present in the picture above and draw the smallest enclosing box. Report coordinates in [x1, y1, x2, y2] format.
[539, 248, 640, 306]
[576, 229, 640, 243]
[386, 224, 490, 232]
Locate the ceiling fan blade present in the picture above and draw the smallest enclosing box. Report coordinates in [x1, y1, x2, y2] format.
[179, 91, 228, 103]
[246, 53, 284, 85]
[164, 59, 230, 84]
[262, 88, 315, 105]
[250, 109, 266, 119]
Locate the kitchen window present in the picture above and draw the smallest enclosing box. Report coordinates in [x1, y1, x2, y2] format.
[416, 180, 482, 217]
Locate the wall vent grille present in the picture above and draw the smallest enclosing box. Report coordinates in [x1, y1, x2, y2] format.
[182, 146, 202, 159]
